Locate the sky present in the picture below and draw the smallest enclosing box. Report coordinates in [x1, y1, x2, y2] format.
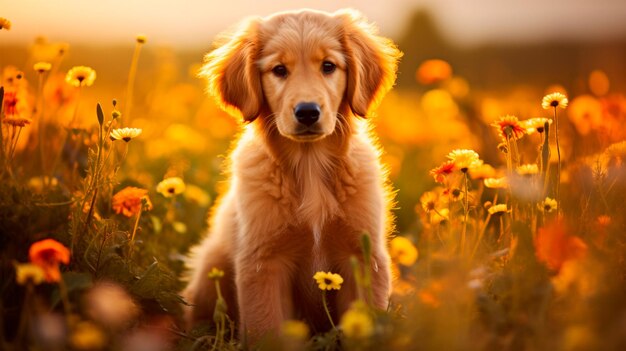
[3, 0, 626, 48]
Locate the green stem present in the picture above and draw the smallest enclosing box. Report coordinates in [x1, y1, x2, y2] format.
[471, 192, 498, 259]
[36, 74, 47, 177]
[128, 206, 143, 261]
[461, 172, 469, 255]
[322, 291, 336, 329]
[124, 41, 144, 126]
[553, 106, 561, 215]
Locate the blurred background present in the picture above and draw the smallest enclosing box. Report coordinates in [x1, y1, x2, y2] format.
[3, 0, 626, 231]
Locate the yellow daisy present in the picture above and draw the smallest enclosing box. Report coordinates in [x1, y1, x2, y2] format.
[488, 204, 508, 215]
[14, 263, 45, 285]
[516, 164, 539, 176]
[542, 92, 568, 109]
[419, 191, 437, 213]
[207, 267, 225, 280]
[524, 117, 553, 134]
[136, 34, 147, 44]
[469, 163, 496, 180]
[313, 271, 343, 291]
[446, 149, 482, 173]
[389, 236, 418, 266]
[33, 62, 52, 73]
[340, 305, 374, 339]
[430, 208, 449, 225]
[538, 197, 558, 213]
[156, 177, 186, 197]
[281, 320, 309, 340]
[484, 177, 508, 189]
[0, 18, 11, 31]
[110, 127, 142, 142]
[65, 66, 97, 87]
[70, 321, 106, 350]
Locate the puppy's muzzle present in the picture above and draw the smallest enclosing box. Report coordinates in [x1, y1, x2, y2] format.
[294, 102, 321, 127]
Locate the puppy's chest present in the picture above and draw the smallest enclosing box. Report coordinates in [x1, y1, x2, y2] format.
[280, 166, 358, 228]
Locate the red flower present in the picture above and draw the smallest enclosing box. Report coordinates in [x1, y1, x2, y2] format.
[535, 220, 587, 273]
[29, 239, 70, 283]
[3, 91, 18, 116]
[429, 161, 455, 183]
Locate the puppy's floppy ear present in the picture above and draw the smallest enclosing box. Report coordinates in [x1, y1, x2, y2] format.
[337, 10, 402, 118]
[200, 18, 263, 122]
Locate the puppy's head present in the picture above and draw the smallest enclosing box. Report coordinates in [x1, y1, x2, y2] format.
[201, 9, 401, 142]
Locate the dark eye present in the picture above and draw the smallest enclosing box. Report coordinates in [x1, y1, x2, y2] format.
[322, 61, 336, 74]
[272, 64, 288, 78]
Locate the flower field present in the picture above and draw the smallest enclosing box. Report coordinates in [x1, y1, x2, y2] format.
[1, 14, 626, 351]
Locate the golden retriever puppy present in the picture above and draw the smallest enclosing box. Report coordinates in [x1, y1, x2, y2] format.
[182, 8, 401, 343]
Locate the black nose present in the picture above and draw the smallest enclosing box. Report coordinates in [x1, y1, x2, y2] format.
[294, 102, 320, 126]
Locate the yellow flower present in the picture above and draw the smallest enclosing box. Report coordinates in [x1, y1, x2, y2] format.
[446, 149, 482, 173]
[389, 236, 418, 266]
[516, 164, 539, 175]
[184, 184, 211, 206]
[33, 62, 52, 73]
[538, 197, 558, 213]
[484, 177, 508, 189]
[70, 321, 106, 350]
[0, 18, 11, 30]
[156, 177, 186, 197]
[207, 267, 224, 280]
[136, 34, 147, 44]
[567, 95, 603, 135]
[419, 191, 437, 213]
[65, 66, 96, 87]
[469, 163, 496, 180]
[491, 115, 526, 140]
[110, 127, 142, 142]
[281, 320, 309, 340]
[542, 92, 568, 109]
[430, 208, 449, 225]
[313, 271, 343, 291]
[14, 263, 45, 285]
[488, 204, 508, 215]
[523, 117, 553, 134]
[340, 305, 374, 339]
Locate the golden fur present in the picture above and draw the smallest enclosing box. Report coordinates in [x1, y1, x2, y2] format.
[182, 9, 401, 343]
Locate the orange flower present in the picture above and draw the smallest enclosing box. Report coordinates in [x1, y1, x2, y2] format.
[491, 115, 526, 140]
[416, 59, 452, 85]
[429, 161, 455, 183]
[29, 239, 70, 283]
[112, 187, 153, 217]
[535, 220, 587, 273]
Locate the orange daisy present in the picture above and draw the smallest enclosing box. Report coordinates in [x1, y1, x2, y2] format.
[491, 115, 526, 140]
[112, 187, 153, 217]
[429, 161, 456, 183]
[28, 239, 70, 283]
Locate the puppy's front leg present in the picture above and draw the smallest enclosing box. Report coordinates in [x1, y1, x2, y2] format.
[234, 184, 297, 345]
[235, 247, 294, 345]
